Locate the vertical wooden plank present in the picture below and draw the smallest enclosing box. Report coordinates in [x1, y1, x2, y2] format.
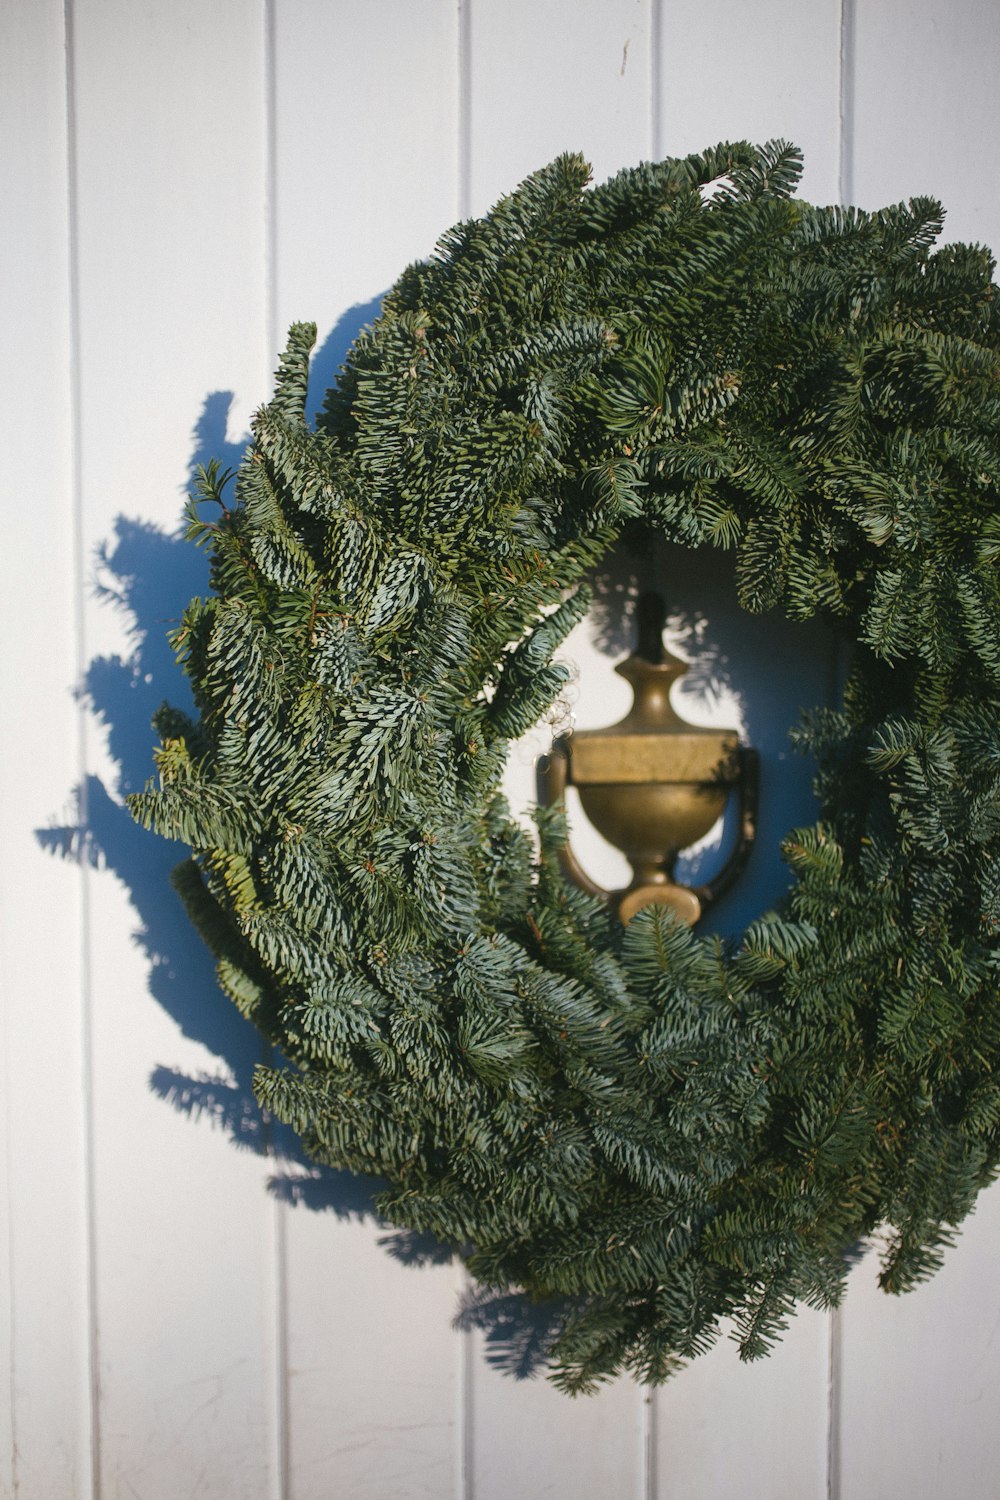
[69, 2, 278, 1495]
[271, 0, 461, 353]
[656, 0, 842, 203]
[467, 1347, 645, 1500]
[835, 7, 1000, 1495]
[466, 0, 653, 211]
[655, 1312, 830, 1500]
[648, 5, 844, 1494]
[270, 5, 467, 1496]
[837, 1184, 1000, 1500]
[466, 4, 654, 1493]
[649, 594, 835, 1498]
[846, 0, 1000, 245]
[0, 5, 92, 1496]
[281, 1215, 464, 1500]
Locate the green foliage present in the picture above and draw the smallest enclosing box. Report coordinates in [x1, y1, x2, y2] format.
[129, 142, 1000, 1393]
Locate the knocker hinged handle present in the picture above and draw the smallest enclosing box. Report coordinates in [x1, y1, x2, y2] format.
[538, 739, 758, 925]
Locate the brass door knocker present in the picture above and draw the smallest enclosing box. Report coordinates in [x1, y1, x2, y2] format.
[538, 593, 758, 924]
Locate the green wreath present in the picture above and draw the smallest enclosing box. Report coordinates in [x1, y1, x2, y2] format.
[130, 141, 1000, 1393]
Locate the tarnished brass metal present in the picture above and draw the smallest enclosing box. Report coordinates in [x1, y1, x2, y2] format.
[537, 593, 758, 925]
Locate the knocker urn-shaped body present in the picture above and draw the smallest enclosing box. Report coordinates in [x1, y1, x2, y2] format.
[539, 594, 758, 924]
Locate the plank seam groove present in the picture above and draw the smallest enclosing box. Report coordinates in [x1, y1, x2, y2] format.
[263, 6, 290, 1496]
[649, 0, 663, 160]
[457, 0, 471, 219]
[827, 1306, 843, 1500]
[838, 0, 856, 204]
[265, 0, 280, 366]
[455, 16, 471, 1480]
[452, 1264, 470, 1500]
[3, 985, 18, 1493]
[269, 1145, 290, 1500]
[643, 1386, 659, 1500]
[833, 15, 852, 1480]
[63, 0, 101, 1493]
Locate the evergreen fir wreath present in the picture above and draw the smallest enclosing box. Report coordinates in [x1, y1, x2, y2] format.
[130, 141, 1000, 1393]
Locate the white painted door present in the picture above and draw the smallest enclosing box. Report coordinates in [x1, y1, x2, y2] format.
[5, 3, 1000, 1496]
